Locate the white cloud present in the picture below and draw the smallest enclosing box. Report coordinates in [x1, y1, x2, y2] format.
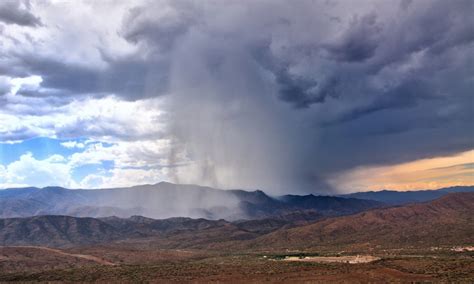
[60, 141, 85, 149]
[0, 164, 6, 182]
[68, 139, 174, 168]
[0, 95, 167, 143]
[0, 138, 182, 189]
[69, 138, 189, 188]
[0, 0, 137, 70]
[10, 75, 43, 95]
[0, 152, 76, 188]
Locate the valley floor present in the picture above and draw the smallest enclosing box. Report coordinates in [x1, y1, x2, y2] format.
[0, 246, 473, 283]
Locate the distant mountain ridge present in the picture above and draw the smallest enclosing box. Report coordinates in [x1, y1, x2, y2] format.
[341, 185, 474, 204]
[0, 182, 382, 220]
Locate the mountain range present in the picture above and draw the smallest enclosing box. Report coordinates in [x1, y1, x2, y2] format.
[0, 182, 383, 220]
[1, 183, 472, 221]
[0, 193, 472, 249]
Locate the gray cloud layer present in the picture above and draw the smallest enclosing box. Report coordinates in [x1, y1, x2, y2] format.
[1, 0, 473, 193]
[0, 1, 42, 27]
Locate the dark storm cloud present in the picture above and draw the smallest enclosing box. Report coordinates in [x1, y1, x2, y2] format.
[158, 0, 472, 193]
[322, 13, 380, 62]
[91, 0, 472, 193]
[252, 42, 335, 109]
[0, 1, 42, 27]
[268, 0, 473, 111]
[324, 80, 429, 125]
[365, 0, 474, 74]
[122, 2, 198, 53]
[10, 53, 169, 100]
[0, 77, 10, 96]
[276, 72, 323, 108]
[317, 102, 473, 173]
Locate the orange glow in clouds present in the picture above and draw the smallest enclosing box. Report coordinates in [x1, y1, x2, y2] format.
[332, 149, 474, 192]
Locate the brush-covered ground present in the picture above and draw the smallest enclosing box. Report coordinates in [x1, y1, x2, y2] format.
[0, 244, 473, 283]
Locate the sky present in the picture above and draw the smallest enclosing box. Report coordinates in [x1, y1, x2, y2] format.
[0, 0, 473, 194]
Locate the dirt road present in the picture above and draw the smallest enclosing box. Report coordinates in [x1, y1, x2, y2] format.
[3, 246, 115, 266]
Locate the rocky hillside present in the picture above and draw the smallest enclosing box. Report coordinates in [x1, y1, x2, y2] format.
[248, 193, 474, 250]
[0, 215, 135, 247]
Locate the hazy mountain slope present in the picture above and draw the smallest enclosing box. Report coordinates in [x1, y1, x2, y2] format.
[0, 187, 38, 198]
[0, 199, 49, 218]
[440, 186, 474, 193]
[279, 195, 382, 215]
[248, 193, 474, 250]
[0, 215, 138, 247]
[341, 186, 474, 205]
[0, 182, 382, 220]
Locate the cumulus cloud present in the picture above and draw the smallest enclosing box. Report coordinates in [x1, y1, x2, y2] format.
[0, 95, 166, 143]
[0, 138, 178, 189]
[60, 141, 85, 149]
[68, 139, 175, 169]
[0, 152, 74, 188]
